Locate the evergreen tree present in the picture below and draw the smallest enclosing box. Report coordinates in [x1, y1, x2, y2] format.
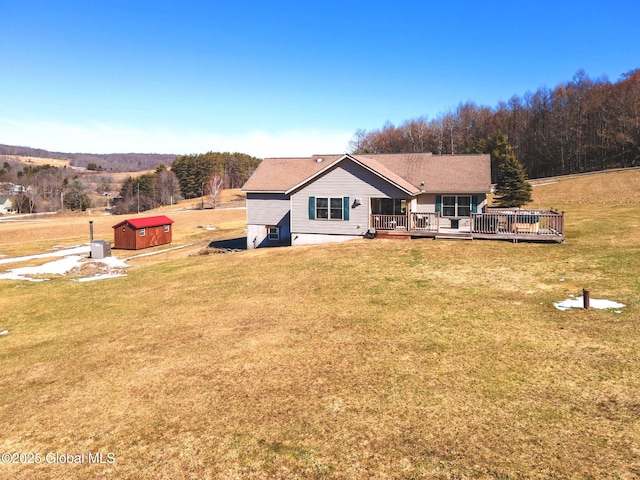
[171, 152, 261, 198]
[473, 132, 533, 207]
[495, 154, 533, 208]
[469, 132, 512, 184]
[118, 173, 158, 213]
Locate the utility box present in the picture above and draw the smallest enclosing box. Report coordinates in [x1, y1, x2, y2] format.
[91, 240, 112, 259]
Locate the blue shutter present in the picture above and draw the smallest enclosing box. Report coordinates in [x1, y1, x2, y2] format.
[435, 195, 442, 214]
[308, 196, 315, 220]
[471, 195, 478, 214]
[343, 197, 350, 221]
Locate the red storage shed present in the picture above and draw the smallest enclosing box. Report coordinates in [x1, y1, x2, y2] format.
[113, 215, 174, 250]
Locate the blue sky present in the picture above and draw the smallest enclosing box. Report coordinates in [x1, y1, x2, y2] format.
[1, 0, 638, 158]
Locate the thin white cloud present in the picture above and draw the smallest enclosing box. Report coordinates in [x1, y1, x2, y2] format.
[0, 118, 354, 158]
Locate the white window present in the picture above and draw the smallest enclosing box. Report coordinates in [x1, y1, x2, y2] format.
[309, 196, 350, 221]
[139, 228, 146, 237]
[267, 226, 279, 240]
[442, 196, 471, 217]
[316, 197, 343, 220]
[164, 224, 170, 233]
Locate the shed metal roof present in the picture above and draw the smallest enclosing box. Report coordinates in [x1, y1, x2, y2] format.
[113, 215, 174, 229]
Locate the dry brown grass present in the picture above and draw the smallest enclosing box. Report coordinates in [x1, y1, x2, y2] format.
[0, 201, 246, 261]
[0, 172, 638, 479]
[6, 156, 71, 169]
[104, 170, 156, 184]
[529, 168, 640, 206]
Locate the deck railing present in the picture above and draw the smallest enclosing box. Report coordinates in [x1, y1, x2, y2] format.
[471, 210, 564, 238]
[371, 214, 409, 230]
[370, 209, 564, 241]
[410, 212, 439, 232]
[370, 213, 440, 231]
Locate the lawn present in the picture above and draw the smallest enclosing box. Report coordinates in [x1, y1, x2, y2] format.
[0, 172, 639, 479]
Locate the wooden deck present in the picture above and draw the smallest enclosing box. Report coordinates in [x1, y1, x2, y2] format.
[371, 210, 565, 243]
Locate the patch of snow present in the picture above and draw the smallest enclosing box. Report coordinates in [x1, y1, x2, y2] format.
[0, 254, 129, 282]
[74, 273, 128, 282]
[0, 330, 8, 335]
[0, 256, 84, 281]
[554, 296, 626, 311]
[98, 256, 129, 268]
[0, 245, 90, 265]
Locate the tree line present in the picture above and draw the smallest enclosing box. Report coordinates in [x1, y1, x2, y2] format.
[114, 164, 182, 214]
[0, 145, 177, 172]
[0, 150, 263, 215]
[171, 152, 261, 199]
[0, 161, 90, 213]
[350, 69, 640, 180]
[113, 152, 261, 213]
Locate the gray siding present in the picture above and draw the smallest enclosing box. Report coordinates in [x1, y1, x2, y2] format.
[246, 193, 290, 225]
[291, 159, 408, 235]
[416, 193, 437, 213]
[416, 193, 487, 213]
[246, 193, 292, 248]
[247, 221, 291, 248]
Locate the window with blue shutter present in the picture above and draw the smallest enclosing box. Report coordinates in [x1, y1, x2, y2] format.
[472, 195, 478, 214]
[308, 196, 315, 220]
[439, 195, 473, 217]
[310, 196, 349, 220]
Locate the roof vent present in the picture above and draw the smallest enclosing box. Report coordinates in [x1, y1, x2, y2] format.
[316, 157, 323, 163]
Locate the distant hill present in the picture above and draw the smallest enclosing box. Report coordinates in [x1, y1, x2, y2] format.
[0, 144, 177, 172]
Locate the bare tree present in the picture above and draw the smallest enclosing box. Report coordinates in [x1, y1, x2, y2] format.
[96, 176, 112, 195]
[208, 174, 223, 208]
[10, 186, 28, 214]
[157, 170, 182, 206]
[349, 129, 375, 153]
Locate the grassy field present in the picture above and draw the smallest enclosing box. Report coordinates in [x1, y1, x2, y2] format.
[0, 172, 639, 479]
[1, 155, 72, 169]
[0, 190, 246, 261]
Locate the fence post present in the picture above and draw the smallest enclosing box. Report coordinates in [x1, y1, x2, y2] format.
[583, 288, 590, 309]
[89, 220, 94, 258]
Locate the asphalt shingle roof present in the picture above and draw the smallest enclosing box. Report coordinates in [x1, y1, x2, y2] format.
[241, 153, 491, 195]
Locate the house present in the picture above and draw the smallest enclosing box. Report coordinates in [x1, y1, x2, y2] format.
[112, 215, 174, 250]
[242, 153, 497, 249]
[0, 197, 15, 215]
